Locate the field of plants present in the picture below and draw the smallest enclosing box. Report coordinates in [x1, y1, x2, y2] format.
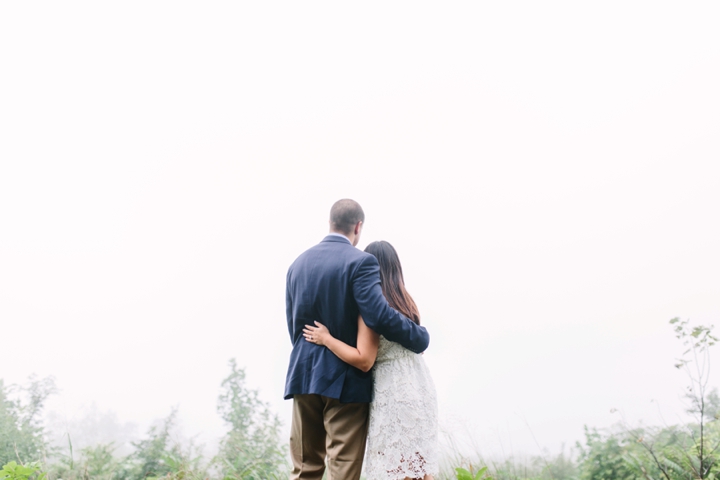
[3, 318, 719, 480]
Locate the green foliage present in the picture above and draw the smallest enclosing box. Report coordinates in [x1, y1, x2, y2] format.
[0, 461, 46, 480]
[70, 443, 127, 480]
[488, 452, 578, 480]
[531, 448, 578, 479]
[214, 359, 287, 480]
[443, 318, 720, 480]
[574, 319, 720, 480]
[3, 317, 714, 480]
[440, 446, 578, 480]
[0, 377, 56, 465]
[1, 360, 289, 480]
[576, 427, 645, 480]
[48, 410, 209, 480]
[670, 317, 717, 368]
[456, 465, 492, 479]
[574, 421, 720, 480]
[129, 409, 181, 479]
[148, 448, 207, 480]
[50, 438, 137, 480]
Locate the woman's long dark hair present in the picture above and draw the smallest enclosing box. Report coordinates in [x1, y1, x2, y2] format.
[364, 241, 420, 325]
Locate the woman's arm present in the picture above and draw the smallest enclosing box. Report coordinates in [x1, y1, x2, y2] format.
[303, 316, 380, 372]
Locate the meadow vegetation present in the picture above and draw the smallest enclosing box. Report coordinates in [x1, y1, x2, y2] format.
[2, 318, 718, 480]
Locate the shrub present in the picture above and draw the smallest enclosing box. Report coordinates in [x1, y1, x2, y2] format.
[0, 461, 45, 480]
[0, 377, 56, 465]
[213, 359, 287, 480]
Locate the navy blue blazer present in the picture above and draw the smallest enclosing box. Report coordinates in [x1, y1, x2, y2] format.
[284, 235, 430, 403]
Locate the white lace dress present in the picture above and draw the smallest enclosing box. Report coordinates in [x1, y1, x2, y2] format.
[363, 337, 439, 479]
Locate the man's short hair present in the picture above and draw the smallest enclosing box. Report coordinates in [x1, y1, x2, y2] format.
[330, 199, 365, 234]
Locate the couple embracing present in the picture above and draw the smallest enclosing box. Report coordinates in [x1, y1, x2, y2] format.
[284, 199, 438, 480]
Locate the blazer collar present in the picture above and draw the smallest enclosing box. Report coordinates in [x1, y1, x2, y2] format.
[322, 234, 352, 245]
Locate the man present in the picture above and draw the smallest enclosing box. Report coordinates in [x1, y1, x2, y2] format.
[284, 199, 430, 480]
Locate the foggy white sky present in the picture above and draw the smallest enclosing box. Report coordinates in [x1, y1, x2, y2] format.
[2, 1, 719, 458]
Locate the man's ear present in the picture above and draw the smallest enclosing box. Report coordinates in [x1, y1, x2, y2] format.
[354, 221, 363, 235]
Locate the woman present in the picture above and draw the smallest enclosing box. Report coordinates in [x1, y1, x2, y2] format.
[303, 240, 438, 480]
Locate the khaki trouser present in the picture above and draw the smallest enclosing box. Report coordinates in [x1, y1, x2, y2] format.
[290, 394, 370, 480]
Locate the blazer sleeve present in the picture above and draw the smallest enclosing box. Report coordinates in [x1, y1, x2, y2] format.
[352, 255, 430, 353]
[286, 268, 294, 343]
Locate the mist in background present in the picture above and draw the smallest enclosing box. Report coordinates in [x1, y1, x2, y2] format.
[2, 0, 719, 459]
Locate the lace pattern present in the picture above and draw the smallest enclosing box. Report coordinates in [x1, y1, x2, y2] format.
[363, 337, 439, 479]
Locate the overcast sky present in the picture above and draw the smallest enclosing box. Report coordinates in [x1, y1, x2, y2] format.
[2, 0, 719, 459]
